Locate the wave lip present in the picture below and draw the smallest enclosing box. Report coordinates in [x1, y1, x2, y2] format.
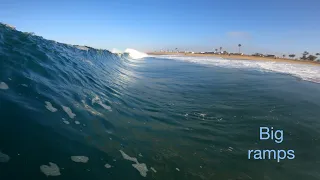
[124, 48, 148, 59]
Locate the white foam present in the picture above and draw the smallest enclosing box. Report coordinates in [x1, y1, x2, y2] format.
[40, 162, 61, 176]
[71, 156, 89, 163]
[199, 113, 206, 118]
[4, 24, 16, 29]
[0, 82, 9, 90]
[119, 150, 138, 163]
[92, 96, 112, 111]
[81, 100, 102, 116]
[74, 121, 80, 125]
[154, 55, 320, 83]
[132, 163, 148, 177]
[21, 84, 28, 87]
[0, 151, 10, 162]
[176, 168, 180, 171]
[63, 120, 70, 124]
[104, 163, 112, 168]
[124, 48, 148, 59]
[150, 167, 157, 173]
[62, 106, 76, 118]
[119, 150, 148, 177]
[45, 101, 58, 112]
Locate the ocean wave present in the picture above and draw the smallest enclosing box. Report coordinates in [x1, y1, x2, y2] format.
[153, 55, 320, 83]
[0, 22, 134, 141]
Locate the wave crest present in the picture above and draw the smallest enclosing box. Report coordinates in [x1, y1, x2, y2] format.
[124, 48, 148, 59]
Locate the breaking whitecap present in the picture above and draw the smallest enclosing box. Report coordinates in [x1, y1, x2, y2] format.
[62, 106, 76, 118]
[154, 55, 320, 84]
[45, 101, 58, 112]
[40, 162, 61, 176]
[71, 156, 89, 163]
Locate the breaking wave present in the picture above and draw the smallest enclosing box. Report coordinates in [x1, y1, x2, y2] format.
[152, 55, 320, 83]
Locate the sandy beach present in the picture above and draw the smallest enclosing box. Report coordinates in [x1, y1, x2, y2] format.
[148, 52, 320, 66]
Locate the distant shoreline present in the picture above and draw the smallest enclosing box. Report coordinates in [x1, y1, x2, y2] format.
[148, 52, 320, 66]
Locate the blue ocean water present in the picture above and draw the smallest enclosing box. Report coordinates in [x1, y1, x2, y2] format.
[1, 23, 320, 180]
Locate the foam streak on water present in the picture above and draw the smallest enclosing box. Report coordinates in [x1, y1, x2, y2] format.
[119, 150, 148, 177]
[153, 55, 320, 83]
[40, 162, 61, 176]
[0, 151, 10, 162]
[70, 156, 89, 163]
[62, 106, 76, 119]
[45, 101, 58, 112]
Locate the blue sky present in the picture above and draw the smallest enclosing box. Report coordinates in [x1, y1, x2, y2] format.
[1, 0, 319, 55]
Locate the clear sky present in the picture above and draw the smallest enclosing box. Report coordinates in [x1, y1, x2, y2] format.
[1, 0, 319, 55]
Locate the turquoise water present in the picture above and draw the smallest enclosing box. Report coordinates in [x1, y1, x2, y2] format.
[1, 23, 320, 180]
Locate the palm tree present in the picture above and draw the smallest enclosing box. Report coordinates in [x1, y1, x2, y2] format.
[219, 47, 222, 52]
[301, 51, 309, 60]
[215, 48, 218, 53]
[316, 53, 320, 56]
[283, 54, 286, 58]
[238, 44, 242, 53]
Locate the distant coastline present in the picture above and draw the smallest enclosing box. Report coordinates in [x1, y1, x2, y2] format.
[148, 52, 320, 66]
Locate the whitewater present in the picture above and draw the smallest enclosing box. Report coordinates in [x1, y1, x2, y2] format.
[151, 55, 320, 83]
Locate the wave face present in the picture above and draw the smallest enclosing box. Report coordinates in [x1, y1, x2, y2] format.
[152, 55, 320, 83]
[0, 23, 139, 160]
[0, 24, 136, 119]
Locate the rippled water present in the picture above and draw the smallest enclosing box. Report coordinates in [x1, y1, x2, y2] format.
[1, 23, 320, 180]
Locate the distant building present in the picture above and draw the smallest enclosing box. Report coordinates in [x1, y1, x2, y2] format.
[265, 54, 277, 58]
[230, 53, 244, 55]
[252, 53, 264, 57]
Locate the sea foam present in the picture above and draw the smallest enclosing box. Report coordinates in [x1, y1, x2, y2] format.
[0, 82, 9, 90]
[45, 101, 58, 112]
[62, 106, 76, 118]
[40, 162, 61, 176]
[119, 150, 148, 177]
[104, 163, 112, 168]
[92, 96, 112, 111]
[71, 156, 89, 163]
